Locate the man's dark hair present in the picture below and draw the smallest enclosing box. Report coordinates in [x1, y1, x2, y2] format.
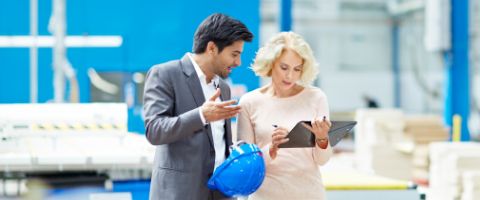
[193, 13, 253, 54]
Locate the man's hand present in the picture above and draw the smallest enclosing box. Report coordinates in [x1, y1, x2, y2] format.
[202, 88, 241, 123]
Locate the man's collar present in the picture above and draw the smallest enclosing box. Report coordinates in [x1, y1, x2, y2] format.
[187, 53, 219, 85]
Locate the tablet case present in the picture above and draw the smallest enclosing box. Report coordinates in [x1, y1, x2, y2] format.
[278, 121, 357, 148]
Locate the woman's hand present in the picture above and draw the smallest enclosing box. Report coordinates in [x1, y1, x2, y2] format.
[302, 116, 331, 149]
[269, 126, 289, 159]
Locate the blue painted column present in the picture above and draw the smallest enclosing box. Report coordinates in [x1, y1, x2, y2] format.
[444, 0, 470, 141]
[280, 0, 292, 31]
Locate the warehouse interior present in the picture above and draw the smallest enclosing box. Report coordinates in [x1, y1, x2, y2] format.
[1, 0, 479, 199]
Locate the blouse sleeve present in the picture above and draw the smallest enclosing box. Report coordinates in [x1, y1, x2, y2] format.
[236, 97, 275, 165]
[236, 97, 255, 144]
[311, 90, 333, 165]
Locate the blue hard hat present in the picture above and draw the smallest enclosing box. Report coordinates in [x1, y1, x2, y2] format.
[207, 141, 266, 197]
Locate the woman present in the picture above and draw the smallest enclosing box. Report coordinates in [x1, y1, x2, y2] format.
[237, 32, 333, 200]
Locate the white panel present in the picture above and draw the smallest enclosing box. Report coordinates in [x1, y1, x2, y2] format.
[322, 72, 394, 110]
[424, 0, 451, 51]
[90, 193, 132, 200]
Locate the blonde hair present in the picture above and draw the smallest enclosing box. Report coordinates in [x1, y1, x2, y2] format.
[251, 32, 319, 85]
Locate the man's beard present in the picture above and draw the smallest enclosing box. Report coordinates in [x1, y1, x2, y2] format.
[218, 70, 229, 79]
[213, 65, 229, 79]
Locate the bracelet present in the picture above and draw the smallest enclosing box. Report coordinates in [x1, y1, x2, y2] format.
[316, 137, 328, 143]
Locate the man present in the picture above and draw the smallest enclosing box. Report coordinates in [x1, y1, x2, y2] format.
[143, 13, 253, 200]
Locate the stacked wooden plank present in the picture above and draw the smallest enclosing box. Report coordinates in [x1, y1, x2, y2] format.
[404, 115, 449, 185]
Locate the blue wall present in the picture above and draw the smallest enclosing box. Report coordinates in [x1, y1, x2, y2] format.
[0, 0, 260, 132]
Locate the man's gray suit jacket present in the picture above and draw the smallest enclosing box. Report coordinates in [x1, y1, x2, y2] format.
[143, 54, 233, 200]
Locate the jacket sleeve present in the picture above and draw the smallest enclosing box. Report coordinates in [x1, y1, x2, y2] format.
[143, 65, 204, 145]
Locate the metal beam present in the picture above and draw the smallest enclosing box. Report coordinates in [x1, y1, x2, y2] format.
[52, 0, 66, 103]
[280, 0, 292, 32]
[0, 36, 123, 47]
[444, 0, 470, 141]
[30, 0, 38, 103]
[392, 20, 401, 108]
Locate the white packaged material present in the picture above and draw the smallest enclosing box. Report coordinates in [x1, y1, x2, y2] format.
[354, 109, 411, 180]
[428, 142, 480, 200]
[461, 171, 480, 200]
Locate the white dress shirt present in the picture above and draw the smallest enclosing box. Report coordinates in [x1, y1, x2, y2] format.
[188, 53, 226, 169]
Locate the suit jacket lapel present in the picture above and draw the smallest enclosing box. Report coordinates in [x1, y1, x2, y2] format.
[181, 55, 206, 107]
[180, 54, 215, 149]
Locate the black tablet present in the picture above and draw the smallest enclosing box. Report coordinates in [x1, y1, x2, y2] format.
[278, 121, 357, 148]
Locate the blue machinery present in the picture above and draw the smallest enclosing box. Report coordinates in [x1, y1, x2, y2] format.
[0, 0, 260, 133]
